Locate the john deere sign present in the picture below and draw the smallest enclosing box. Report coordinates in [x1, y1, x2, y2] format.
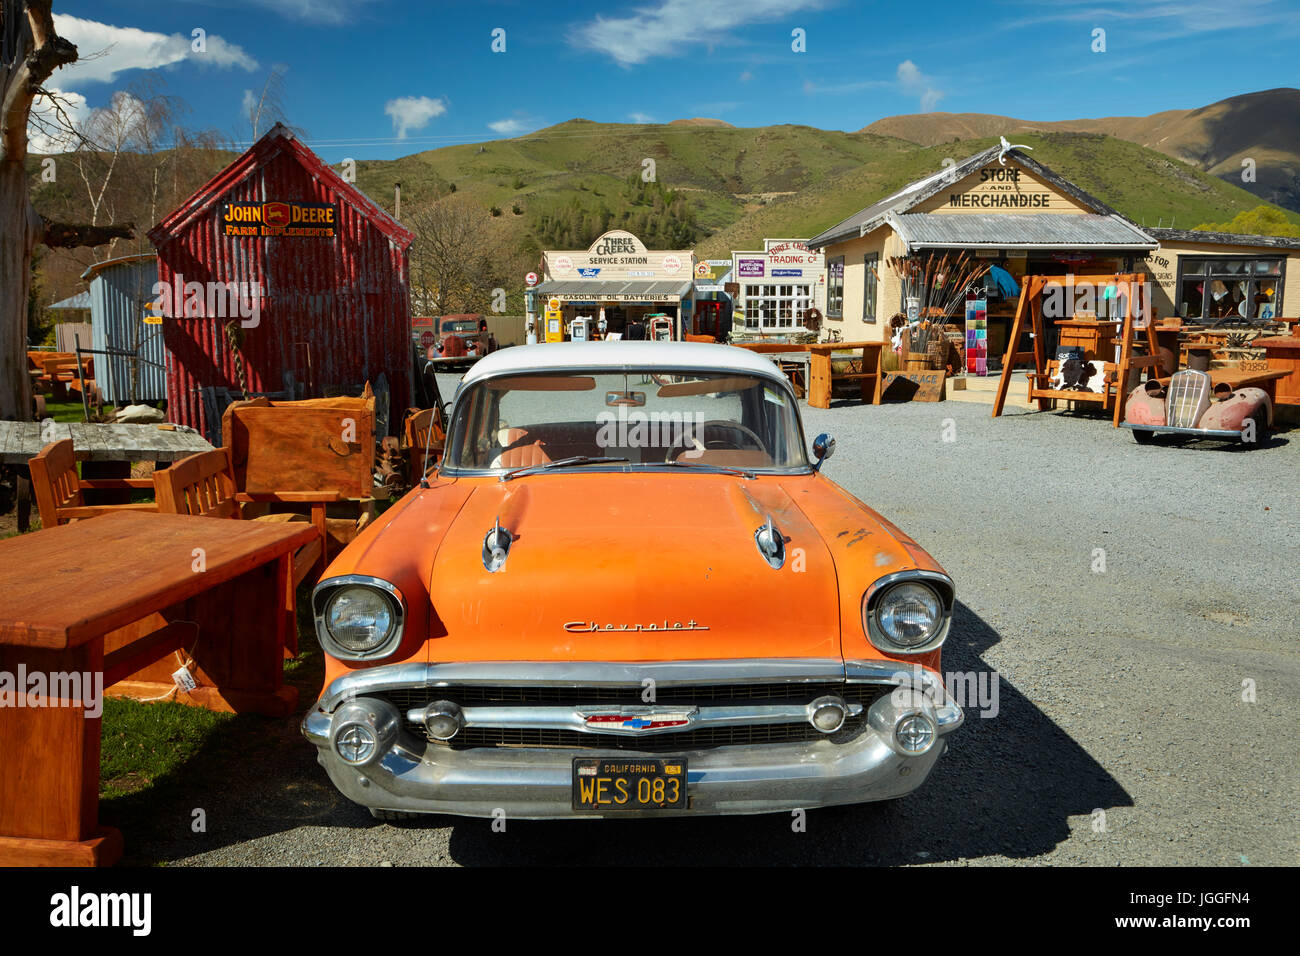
[221, 201, 338, 238]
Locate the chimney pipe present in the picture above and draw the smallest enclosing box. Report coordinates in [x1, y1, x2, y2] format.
[395, 182, 402, 221]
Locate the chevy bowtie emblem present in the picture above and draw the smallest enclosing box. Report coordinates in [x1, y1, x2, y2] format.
[580, 707, 697, 734]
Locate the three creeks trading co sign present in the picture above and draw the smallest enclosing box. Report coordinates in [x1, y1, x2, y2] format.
[221, 201, 339, 238]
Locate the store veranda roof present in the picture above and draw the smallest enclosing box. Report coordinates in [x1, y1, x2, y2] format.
[887, 212, 1158, 251]
[532, 278, 694, 299]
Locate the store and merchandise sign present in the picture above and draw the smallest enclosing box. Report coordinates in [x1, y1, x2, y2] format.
[222, 201, 338, 237]
[738, 258, 765, 278]
[946, 166, 1052, 209]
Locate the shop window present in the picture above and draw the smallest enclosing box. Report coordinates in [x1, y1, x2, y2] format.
[827, 257, 844, 319]
[1176, 257, 1284, 322]
[742, 282, 814, 332]
[862, 253, 879, 324]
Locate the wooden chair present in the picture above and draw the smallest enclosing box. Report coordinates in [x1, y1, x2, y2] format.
[28, 439, 156, 528]
[404, 407, 445, 480]
[154, 447, 324, 654]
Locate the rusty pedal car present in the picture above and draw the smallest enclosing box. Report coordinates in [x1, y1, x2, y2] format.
[1122, 368, 1272, 446]
[302, 342, 963, 819]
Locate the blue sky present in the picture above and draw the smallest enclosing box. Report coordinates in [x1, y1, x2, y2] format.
[39, 0, 1300, 162]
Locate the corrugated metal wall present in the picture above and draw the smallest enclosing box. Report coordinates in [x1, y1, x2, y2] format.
[53, 322, 92, 353]
[89, 258, 168, 404]
[152, 133, 412, 437]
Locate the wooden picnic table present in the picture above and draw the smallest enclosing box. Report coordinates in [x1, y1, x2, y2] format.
[0, 420, 212, 465]
[0, 420, 213, 533]
[0, 511, 317, 867]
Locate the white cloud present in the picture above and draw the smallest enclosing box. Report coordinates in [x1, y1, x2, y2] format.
[488, 118, 529, 135]
[628, 112, 655, 124]
[51, 14, 257, 87]
[27, 89, 90, 153]
[384, 96, 447, 139]
[897, 60, 943, 111]
[246, 0, 380, 25]
[572, 0, 825, 67]
[739, 70, 754, 83]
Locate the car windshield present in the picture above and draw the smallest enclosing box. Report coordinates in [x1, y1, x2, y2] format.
[444, 321, 478, 332]
[444, 369, 808, 472]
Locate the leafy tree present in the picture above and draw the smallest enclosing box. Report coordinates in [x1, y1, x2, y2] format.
[1193, 205, 1300, 238]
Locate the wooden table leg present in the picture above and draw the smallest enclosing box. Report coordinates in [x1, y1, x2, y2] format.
[15, 465, 31, 534]
[809, 350, 832, 409]
[312, 502, 329, 579]
[870, 346, 884, 404]
[0, 642, 123, 867]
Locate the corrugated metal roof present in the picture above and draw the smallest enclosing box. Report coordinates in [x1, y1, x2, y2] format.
[807, 145, 1134, 249]
[80, 252, 157, 282]
[532, 279, 693, 298]
[889, 213, 1157, 249]
[1147, 227, 1300, 250]
[49, 291, 91, 310]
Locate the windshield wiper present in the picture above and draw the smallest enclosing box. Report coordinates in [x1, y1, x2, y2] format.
[500, 455, 630, 481]
[656, 459, 756, 479]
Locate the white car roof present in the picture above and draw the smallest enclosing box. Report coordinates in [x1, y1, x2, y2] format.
[461, 341, 788, 386]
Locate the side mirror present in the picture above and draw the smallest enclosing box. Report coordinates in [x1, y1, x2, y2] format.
[812, 433, 835, 471]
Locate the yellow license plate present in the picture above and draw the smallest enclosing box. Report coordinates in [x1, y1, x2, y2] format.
[572, 758, 688, 811]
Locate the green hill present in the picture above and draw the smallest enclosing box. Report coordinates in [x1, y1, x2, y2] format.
[350, 120, 1300, 263]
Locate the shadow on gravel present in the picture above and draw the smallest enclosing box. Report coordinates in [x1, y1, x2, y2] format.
[109, 602, 1131, 866]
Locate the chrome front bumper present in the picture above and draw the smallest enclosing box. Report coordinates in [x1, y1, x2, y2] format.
[301, 659, 964, 819]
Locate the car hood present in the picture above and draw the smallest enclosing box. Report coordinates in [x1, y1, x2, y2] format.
[423, 472, 843, 662]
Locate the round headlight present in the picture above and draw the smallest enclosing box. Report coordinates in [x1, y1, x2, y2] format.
[876, 582, 942, 648]
[325, 586, 396, 653]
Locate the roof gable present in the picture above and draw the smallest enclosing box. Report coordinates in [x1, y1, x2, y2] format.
[808, 145, 1131, 248]
[148, 124, 413, 249]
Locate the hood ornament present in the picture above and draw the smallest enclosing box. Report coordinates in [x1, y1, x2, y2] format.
[754, 515, 787, 570]
[482, 517, 513, 572]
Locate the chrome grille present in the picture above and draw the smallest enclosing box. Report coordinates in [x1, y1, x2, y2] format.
[1167, 369, 1210, 428]
[376, 682, 890, 751]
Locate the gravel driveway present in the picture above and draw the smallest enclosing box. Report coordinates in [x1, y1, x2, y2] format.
[123, 388, 1298, 866]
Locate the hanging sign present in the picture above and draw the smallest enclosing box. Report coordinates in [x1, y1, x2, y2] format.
[221, 201, 338, 238]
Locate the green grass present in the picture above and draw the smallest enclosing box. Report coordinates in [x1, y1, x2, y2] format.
[98, 583, 325, 809]
[350, 120, 1299, 264]
[41, 398, 114, 423]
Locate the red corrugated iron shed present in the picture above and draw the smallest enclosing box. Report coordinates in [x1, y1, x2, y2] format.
[148, 124, 414, 436]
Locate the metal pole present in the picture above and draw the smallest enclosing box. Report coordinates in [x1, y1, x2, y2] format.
[74, 333, 90, 421]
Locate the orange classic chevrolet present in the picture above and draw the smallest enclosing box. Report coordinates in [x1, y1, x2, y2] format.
[302, 341, 963, 818]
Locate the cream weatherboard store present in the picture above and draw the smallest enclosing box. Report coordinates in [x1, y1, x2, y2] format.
[805, 144, 1300, 360]
[530, 230, 696, 341]
[730, 239, 827, 337]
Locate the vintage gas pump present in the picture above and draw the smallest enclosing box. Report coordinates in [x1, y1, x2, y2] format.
[570, 316, 591, 342]
[648, 314, 673, 341]
[544, 297, 564, 343]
